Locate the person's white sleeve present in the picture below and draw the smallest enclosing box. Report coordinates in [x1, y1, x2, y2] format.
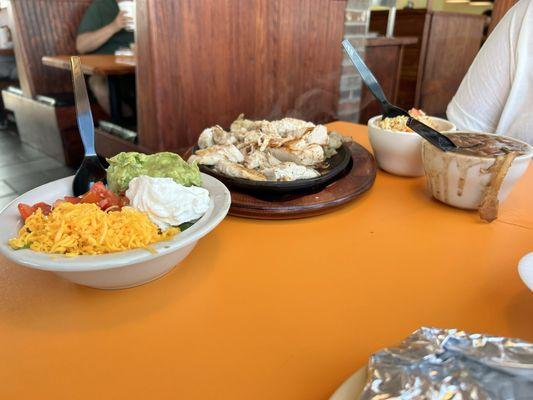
[446, 3, 517, 133]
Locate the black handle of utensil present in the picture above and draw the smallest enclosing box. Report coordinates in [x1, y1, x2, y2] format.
[342, 39, 391, 110]
[407, 118, 456, 152]
[342, 39, 456, 152]
[342, 39, 408, 119]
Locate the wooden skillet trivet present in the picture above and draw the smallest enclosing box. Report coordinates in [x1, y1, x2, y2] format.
[186, 142, 376, 220]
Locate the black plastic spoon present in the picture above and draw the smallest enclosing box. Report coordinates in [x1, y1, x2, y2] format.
[341, 39, 456, 152]
[70, 56, 107, 196]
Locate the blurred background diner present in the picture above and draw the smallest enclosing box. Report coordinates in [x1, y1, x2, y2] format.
[0, 0, 523, 210]
[76, 0, 135, 118]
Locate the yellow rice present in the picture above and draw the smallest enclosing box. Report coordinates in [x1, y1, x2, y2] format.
[377, 110, 436, 133]
[9, 202, 179, 256]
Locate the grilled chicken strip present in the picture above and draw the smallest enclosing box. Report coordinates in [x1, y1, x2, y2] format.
[214, 160, 267, 181]
[267, 118, 315, 136]
[305, 125, 328, 146]
[262, 162, 320, 181]
[244, 150, 282, 169]
[269, 143, 325, 166]
[188, 144, 244, 165]
[198, 127, 215, 149]
[230, 114, 270, 134]
[212, 125, 237, 145]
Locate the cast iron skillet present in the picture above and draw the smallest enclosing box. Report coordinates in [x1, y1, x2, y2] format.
[196, 143, 352, 196]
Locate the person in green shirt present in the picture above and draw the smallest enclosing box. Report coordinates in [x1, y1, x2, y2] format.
[76, 0, 134, 116]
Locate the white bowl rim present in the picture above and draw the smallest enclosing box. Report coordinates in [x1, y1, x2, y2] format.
[0, 174, 231, 272]
[368, 114, 456, 137]
[518, 252, 533, 291]
[421, 131, 533, 161]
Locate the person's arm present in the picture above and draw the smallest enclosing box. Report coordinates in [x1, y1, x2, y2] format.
[446, 17, 513, 133]
[446, 0, 533, 135]
[76, 11, 131, 54]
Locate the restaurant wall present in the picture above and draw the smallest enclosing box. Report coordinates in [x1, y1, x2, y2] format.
[337, 0, 371, 122]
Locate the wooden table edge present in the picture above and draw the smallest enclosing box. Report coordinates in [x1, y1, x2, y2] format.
[42, 55, 135, 76]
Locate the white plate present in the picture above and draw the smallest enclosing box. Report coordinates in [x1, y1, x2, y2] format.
[329, 367, 367, 400]
[0, 174, 230, 289]
[518, 252, 533, 291]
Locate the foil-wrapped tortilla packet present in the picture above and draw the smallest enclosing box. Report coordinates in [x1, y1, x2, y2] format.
[360, 327, 533, 399]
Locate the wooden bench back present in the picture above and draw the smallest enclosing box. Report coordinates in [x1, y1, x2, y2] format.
[135, 0, 347, 152]
[489, 0, 518, 34]
[8, 0, 92, 98]
[369, 9, 484, 117]
[416, 12, 484, 117]
[370, 9, 429, 111]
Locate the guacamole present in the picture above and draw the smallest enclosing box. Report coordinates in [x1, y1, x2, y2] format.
[106, 152, 202, 193]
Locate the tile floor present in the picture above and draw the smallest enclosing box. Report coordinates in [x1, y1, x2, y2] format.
[0, 128, 75, 209]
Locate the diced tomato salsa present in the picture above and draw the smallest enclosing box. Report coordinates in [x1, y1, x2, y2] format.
[17, 182, 128, 220]
[17, 202, 52, 221]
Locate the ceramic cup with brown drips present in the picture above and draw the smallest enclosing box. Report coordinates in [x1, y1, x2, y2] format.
[421, 132, 532, 221]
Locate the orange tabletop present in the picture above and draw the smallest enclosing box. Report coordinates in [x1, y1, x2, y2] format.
[42, 54, 135, 75]
[0, 122, 531, 399]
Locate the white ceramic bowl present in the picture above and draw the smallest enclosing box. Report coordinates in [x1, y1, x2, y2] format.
[368, 115, 456, 177]
[518, 253, 533, 291]
[421, 132, 533, 210]
[0, 174, 231, 289]
[329, 367, 367, 400]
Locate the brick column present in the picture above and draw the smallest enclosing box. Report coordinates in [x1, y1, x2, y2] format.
[337, 0, 371, 123]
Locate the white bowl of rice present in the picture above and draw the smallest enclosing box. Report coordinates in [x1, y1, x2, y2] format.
[0, 174, 231, 289]
[368, 111, 456, 177]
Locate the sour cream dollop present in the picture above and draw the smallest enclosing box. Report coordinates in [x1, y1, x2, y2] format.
[125, 176, 210, 230]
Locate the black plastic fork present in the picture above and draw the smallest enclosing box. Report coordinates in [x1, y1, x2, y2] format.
[342, 39, 457, 152]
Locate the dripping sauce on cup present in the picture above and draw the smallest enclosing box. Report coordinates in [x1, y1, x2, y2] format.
[421, 132, 532, 222]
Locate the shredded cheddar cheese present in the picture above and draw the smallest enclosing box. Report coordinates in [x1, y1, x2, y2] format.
[9, 202, 179, 256]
